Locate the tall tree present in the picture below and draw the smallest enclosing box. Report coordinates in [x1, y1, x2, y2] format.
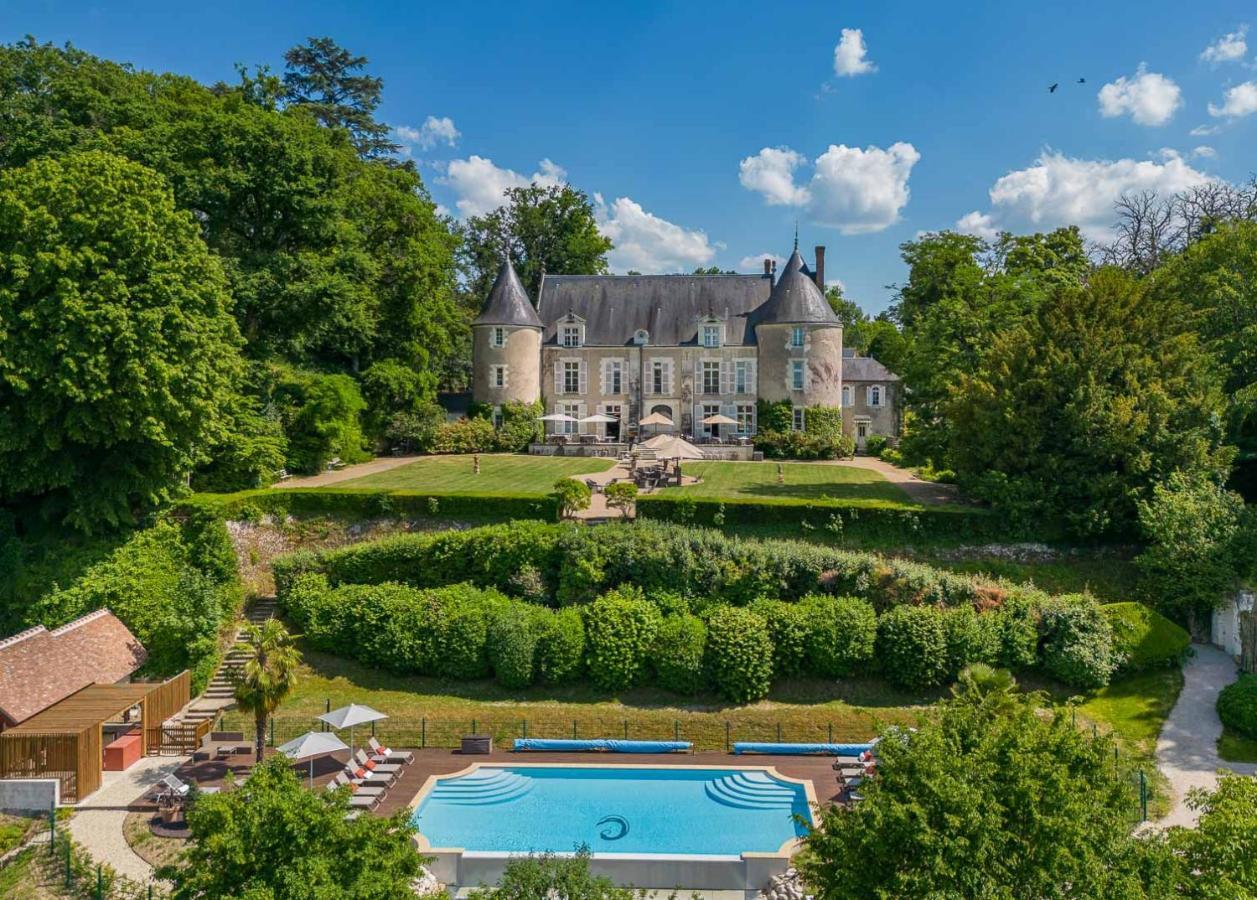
[798, 672, 1174, 898]
[947, 268, 1231, 537]
[232, 618, 301, 762]
[0, 150, 242, 531]
[282, 37, 397, 157]
[461, 184, 612, 302]
[162, 756, 422, 898]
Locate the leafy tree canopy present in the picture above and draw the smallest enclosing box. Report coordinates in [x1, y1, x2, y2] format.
[461, 184, 612, 302]
[161, 756, 422, 899]
[0, 150, 242, 530]
[799, 670, 1173, 898]
[282, 36, 397, 158]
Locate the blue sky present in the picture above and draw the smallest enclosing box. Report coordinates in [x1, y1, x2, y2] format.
[6, 0, 1256, 312]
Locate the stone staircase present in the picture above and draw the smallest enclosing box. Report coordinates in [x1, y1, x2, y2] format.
[180, 598, 279, 727]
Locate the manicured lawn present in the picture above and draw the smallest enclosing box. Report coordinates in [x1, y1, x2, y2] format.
[663, 460, 916, 506]
[1218, 727, 1257, 764]
[333, 454, 616, 495]
[220, 647, 932, 752]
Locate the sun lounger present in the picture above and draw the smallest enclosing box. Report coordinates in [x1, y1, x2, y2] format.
[368, 738, 414, 764]
[354, 749, 401, 776]
[328, 772, 385, 797]
[346, 792, 380, 811]
[344, 765, 393, 789]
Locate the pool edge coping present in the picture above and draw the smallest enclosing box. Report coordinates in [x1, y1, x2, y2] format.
[407, 760, 820, 858]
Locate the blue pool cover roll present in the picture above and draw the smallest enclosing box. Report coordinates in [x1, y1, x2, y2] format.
[732, 742, 874, 756]
[512, 739, 692, 753]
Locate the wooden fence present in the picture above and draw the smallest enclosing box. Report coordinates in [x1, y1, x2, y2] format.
[140, 672, 191, 755]
[145, 718, 211, 756]
[0, 730, 91, 803]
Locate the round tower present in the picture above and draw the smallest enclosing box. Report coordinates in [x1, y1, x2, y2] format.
[752, 248, 844, 408]
[470, 258, 543, 406]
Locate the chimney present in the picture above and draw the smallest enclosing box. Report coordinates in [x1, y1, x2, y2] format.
[814, 246, 826, 291]
[763, 257, 772, 277]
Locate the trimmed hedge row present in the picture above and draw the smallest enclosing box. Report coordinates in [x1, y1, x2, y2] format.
[272, 520, 1031, 613]
[636, 493, 1021, 543]
[275, 524, 1129, 695]
[1217, 675, 1257, 740]
[182, 488, 556, 524]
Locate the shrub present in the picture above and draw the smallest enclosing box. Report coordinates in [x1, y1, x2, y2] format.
[754, 429, 854, 461]
[438, 600, 494, 679]
[604, 482, 638, 518]
[553, 478, 592, 520]
[383, 404, 446, 454]
[864, 434, 889, 457]
[704, 606, 774, 703]
[359, 359, 435, 444]
[1101, 602, 1190, 672]
[876, 605, 949, 689]
[270, 367, 370, 474]
[488, 605, 539, 688]
[653, 615, 708, 695]
[993, 596, 1042, 671]
[750, 599, 810, 678]
[491, 401, 544, 452]
[1217, 675, 1257, 740]
[431, 416, 496, 454]
[582, 587, 661, 690]
[941, 605, 1002, 679]
[801, 594, 877, 678]
[1039, 595, 1116, 688]
[534, 607, 585, 685]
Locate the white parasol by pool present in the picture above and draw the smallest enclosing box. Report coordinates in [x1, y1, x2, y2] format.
[277, 731, 349, 787]
[316, 704, 388, 757]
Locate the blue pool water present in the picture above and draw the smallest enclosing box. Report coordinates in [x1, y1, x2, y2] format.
[412, 766, 812, 856]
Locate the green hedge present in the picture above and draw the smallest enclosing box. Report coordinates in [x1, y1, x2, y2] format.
[1100, 602, 1191, 672]
[181, 489, 557, 524]
[1217, 675, 1257, 740]
[704, 606, 774, 703]
[272, 521, 1136, 692]
[652, 614, 708, 695]
[635, 494, 1017, 543]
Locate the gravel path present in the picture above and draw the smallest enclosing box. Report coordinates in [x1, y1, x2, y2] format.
[1155, 644, 1255, 828]
[67, 755, 186, 883]
[274, 455, 423, 488]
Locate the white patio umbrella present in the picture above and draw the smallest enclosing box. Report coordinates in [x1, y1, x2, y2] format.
[277, 731, 349, 787]
[580, 413, 617, 438]
[538, 412, 578, 436]
[316, 704, 388, 758]
[640, 434, 706, 460]
[701, 414, 739, 426]
[638, 411, 673, 439]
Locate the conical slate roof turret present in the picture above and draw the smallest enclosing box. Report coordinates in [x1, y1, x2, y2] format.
[750, 249, 840, 329]
[472, 257, 543, 329]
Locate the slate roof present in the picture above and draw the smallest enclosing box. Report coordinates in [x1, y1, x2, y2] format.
[0, 609, 147, 727]
[843, 355, 900, 382]
[537, 274, 773, 346]
[747, 249, 841, 328]
[472, 258, 543, 329]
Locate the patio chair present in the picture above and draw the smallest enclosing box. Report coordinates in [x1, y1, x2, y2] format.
[344, 764, 394, 789]
[160, 774, 191, 799]
[354, 748, 402, 777]
[368, 738, 414, 765]
[328, 772, 385, 797]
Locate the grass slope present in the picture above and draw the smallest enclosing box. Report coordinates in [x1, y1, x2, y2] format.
[665, 460, 916, 507]
[334, 454, 615, 495]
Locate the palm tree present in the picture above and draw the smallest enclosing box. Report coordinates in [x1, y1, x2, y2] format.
[951, 663, 1018, 713]
[232, 619, 301, 762]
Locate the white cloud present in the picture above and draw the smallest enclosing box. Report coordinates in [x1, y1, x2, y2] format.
[833, 28, 876, 77]
[738, 252, 785, 272]
[595, 196, 717, 272]
[442, 155, 567, 217]
[1190, 123, 1222, 136]
[1192, 145, 1218, 159]
[738, 147, 809, 206]
[1208, 81, 1257, 118]
[955, 210, 999, 240]
[739, 142, 921, 235]
[970, 150, 1212, 241]
[394, 116, 461, 155]
[1097, 65, 1182, 126]
[1201, 26, 1248, 64]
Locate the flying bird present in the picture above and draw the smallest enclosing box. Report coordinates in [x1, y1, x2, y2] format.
[1049, 83, 1059, 93]
[1077, 77, 1086, 84]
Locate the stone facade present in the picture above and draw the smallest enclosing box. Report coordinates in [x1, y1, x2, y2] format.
[469, 246, 901, 446]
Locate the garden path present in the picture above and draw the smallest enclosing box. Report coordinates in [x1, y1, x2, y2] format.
[1154, 643, 1255, 828]
[66, 755, 185, 883]
[817, 456, 960, 506]
[274, 454, 423, 488]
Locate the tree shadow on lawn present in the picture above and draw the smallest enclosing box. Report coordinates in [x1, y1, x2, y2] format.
[293, 647, 945, 714]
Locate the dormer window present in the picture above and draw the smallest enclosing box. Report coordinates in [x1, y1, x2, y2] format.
[633, 329, 649, 345]
[702, 324, 722, 348]
[790, 326, 805, 348]
[559, 316, 585, 348]
[491, 327, 506, 349]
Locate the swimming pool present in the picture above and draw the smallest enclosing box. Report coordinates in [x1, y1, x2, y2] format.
[411, 764, 814, 858]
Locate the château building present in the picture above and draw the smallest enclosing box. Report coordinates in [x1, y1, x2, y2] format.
[470, 243, 900, 451]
